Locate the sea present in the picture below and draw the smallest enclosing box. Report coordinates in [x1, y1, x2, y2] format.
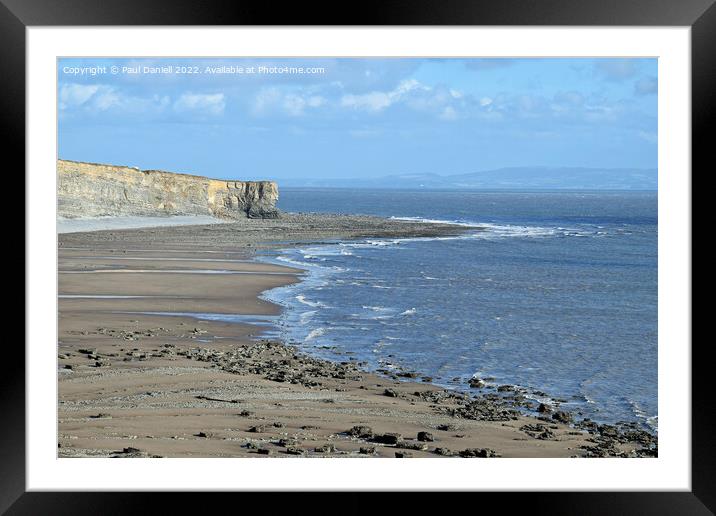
[257, 188, 658, 431]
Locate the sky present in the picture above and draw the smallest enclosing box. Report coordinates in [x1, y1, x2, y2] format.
[57, 57, 657, 182]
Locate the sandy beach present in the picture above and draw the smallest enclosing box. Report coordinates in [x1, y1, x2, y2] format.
[58, 215, 656, 458]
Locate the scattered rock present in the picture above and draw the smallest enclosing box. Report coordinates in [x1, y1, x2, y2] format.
[468, 377, 486, 389]
[359, 446, 376, 455]
[374, 433, 401, 445]
[552, 411, 573, 424]
[396, 441, 428, 451]
[598, 424, 619, 438]
[417, 431, 434, 442]
[633, 447, 658, 458]
[394, 451, 412, 458]
[434, 447, 454, 456]
[520, 424, 555, 440]
[87, 334, 656, 460]
[414, 390, 467, 404]
[347, 425, 374, 439]
[459, 448, 498, 458]
[111, 447, 161, 458]
[537, 403, 552, 413]
[446, 398, 519, 421]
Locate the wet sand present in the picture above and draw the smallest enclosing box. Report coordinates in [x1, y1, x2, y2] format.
[58, 216, 655, 458]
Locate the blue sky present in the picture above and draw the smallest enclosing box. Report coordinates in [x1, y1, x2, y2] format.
[58, 58, 657, 181]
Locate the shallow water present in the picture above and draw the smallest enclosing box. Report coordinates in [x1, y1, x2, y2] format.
[123, 311, 279, 328]
[260, 189, 658, 430]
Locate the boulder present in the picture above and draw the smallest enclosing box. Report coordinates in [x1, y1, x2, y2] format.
[459, 448, 498, 458]
[552, 411, 573, 424]
[347, 425, 374, 439]
[417, 432, 435, 442]
[374, 433, 401, 445]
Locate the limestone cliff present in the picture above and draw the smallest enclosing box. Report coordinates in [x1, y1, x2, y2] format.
[57, 160, 279, 219]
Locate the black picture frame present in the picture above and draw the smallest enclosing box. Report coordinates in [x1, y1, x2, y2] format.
[7, 0, 708, 513]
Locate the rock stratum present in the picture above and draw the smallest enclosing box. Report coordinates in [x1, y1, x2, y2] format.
[57, 160, 280, 219]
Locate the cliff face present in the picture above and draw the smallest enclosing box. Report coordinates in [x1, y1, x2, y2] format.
[57, 160, 279, 219]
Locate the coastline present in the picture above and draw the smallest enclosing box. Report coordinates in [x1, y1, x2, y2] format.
[58, 215, 656, 458]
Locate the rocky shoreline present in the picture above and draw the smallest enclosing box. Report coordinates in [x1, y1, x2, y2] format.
[177, 338, 658, 458]
[379, 363, 658, 456]
[58, 213, 657, 458]
[58, 212, 473, 251]
[59, 328, 656, 458]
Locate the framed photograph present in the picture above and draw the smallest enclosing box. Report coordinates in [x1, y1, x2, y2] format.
[10, 0, 707, 512]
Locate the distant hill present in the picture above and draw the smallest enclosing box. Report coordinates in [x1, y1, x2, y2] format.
[279, 167, 657, 190]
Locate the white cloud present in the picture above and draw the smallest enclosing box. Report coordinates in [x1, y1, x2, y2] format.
[173, 93, 225, 116]
[252, 87, 281, 114]
[341, 91, 392, 112]
[282, 93, 325, 115]
[252, 87, 325, 116]
[340, 79, 453, 116]
[92, 90, 122, 110]
[59, 83, 172, 117]
[473, 91, 643, 128]
[250, 79, 465, 120]
[59, 83, 100, 110]
[282, 94, 307, 116]
[392, 79, 426, 96]
[243, 75, 645, 129]
[306, 96, 325, 108]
